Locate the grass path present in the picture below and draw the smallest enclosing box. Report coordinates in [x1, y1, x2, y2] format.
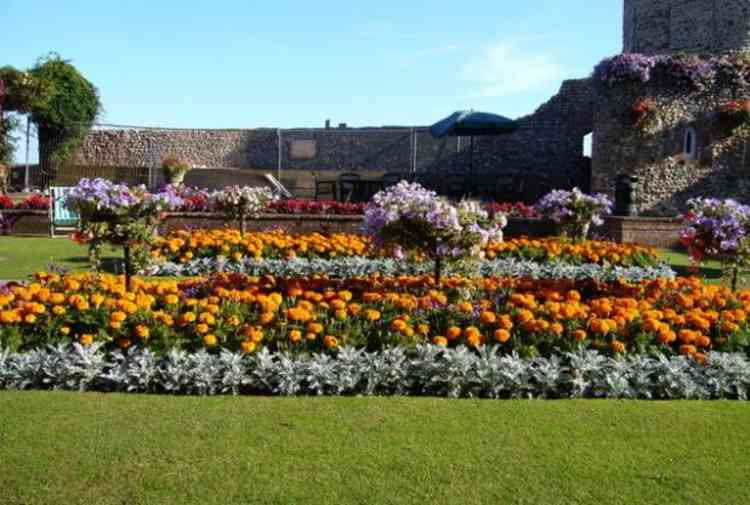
[1, 392, 749, 505]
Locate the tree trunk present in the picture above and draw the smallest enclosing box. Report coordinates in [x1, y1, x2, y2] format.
[123, 243, 133, 292]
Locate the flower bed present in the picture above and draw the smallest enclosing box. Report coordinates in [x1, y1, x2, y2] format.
[2, 344, 749, 399]
[150, 229, 660, 267]
[145, 256, 674, 282]
[0, 273, 746, 361]
[0, 194, 49, 210]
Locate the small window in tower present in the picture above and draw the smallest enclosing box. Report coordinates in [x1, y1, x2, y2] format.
[683, 127, 697, 160]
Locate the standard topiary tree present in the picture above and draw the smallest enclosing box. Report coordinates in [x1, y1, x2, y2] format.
[0, 54, 100, 182]
[27, 54, 101, 181]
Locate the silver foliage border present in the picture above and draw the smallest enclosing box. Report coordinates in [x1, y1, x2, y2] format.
[1, 344, 747, 399]
[144, 257, 675, 282]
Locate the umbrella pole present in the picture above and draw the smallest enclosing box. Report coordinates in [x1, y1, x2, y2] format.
[470, 135, 474, 173]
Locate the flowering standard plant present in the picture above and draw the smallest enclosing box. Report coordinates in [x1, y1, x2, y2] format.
[159, 184, 212, 212]
[212, 185, 277, 232]
[681, 198, 750, 290]
[364, 181, 506, 284]
[65, 178, 181, 288]
[161, 158, 191, 185]
[535, 188, 612, 243]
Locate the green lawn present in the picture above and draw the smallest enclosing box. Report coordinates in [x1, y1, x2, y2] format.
[0, 236, 124, 279]
[0, 392, 747, 505]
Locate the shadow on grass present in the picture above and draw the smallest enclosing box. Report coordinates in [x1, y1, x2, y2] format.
[670, 264, 724, 281]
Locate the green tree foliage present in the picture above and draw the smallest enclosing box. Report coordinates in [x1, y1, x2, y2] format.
[0, 54, 101, 171]
[28, 54, 101, 163]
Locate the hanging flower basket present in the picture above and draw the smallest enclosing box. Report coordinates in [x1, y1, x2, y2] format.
[161, 158, 191, 185]
[630, 98, 659, 135]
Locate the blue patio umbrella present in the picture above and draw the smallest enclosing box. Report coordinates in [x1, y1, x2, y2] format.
[430, 110, 518, 171]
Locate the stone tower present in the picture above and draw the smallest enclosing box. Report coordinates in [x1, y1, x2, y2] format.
[623, 0, 750, 55]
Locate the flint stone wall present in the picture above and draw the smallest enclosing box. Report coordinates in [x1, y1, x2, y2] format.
[592, 76, 750, 215]
[73, 79, 595, 196]
[623, 0, 750, 55]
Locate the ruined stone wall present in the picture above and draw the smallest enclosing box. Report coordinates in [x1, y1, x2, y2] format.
[592, 78, 750, 215]
[623, 0, 750, 55]
[75, 126, 462, 174]
[473, 78, 595, 189]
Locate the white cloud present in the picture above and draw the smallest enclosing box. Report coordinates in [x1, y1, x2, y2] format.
[462, 42, 565, 98]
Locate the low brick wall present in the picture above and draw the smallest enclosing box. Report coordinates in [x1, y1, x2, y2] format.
[160, 213, 365, 235]
[3, 211, 684, 249]
[605, 216, 683, 248]
[2, 210, 49, 235]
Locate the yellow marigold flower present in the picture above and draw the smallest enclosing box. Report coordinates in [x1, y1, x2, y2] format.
[203, 334, 218, 347]
[23, 313, 36, 324]
[79, 334, 94, 346]
[390, 319, 407, 332]
[287, 307, 312, 322]
[164, 294, 179, 305]
[196, 323, 210, 334]
[247, 328, 264, 343]
[240, 340, 256, 353]
[111, 311, 127, 323]
[110, 321, 122, 330]
[365, 309, 381, 321]
[52, 305, 66, 316]
[91, 293, 105, 308]
[305, 332, 317, 341]
[334, 309, 348, 321]
[307, 322, 324, 334]
[466, 333, 482, 347]
[289, 329, 302, 343]
[458, 301, 474, 314]
[417, 323, 430, 335]
[573, 329, 587, 342]
[134, 325, 150, 340]
[60, 326, 71, 336]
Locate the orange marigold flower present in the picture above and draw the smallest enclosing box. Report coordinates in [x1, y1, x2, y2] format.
[494, 329, 511, 343]
[323, 335, 338, 349]
[432, 336, 448, 347]
[610, 340, 626, 353]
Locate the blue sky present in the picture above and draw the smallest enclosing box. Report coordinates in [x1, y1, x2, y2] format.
[4, 1, 621, 132]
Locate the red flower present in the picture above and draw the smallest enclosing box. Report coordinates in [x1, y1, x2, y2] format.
[0, 195, 14, 209]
